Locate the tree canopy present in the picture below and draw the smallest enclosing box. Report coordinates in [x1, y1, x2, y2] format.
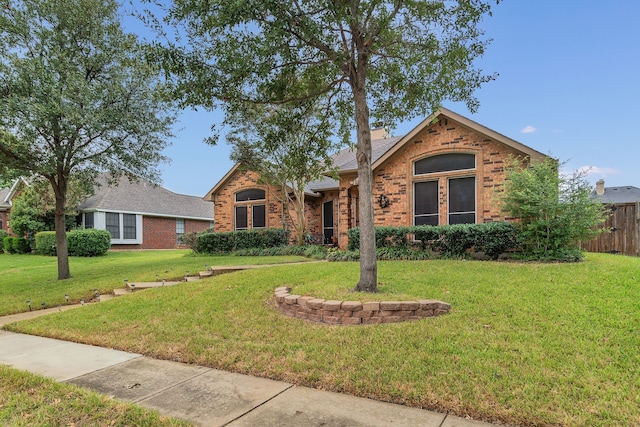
[0, 0, 175, 279]
[152, 0, 498, 291]
[227, 99, 342, 246]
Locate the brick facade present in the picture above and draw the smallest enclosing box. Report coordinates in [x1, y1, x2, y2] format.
[209, 111, 545, 250]
[0, 210, 9, 234]
[111, 217, 211, 250]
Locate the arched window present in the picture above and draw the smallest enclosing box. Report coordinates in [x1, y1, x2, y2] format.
[235, 188, 266, 230]
[413, 153, 476, 226]
[414, 153, 475, 175]
[235, 189, 266, 202]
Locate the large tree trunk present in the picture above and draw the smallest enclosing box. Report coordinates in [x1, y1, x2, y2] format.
[53, 183, 71, 280]
[352, 79, 377, 292]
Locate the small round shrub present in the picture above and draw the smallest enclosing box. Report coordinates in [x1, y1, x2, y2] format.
[0, 230, 7, 253]
[67, 229, 111, 257]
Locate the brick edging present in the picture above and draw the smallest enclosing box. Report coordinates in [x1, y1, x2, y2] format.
[274, 287, 451, 325]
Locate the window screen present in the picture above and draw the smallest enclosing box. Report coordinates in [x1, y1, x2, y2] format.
[414, 181, 439, 226]
[105, 213, 120, 239]
[84, 212, 94, 229]
[415, 153, 475, 175]
[449, 177, 475, 224]
[235, 206, 248, 230]
[252, 205, 266, 228]
[123, 214, 136, 239]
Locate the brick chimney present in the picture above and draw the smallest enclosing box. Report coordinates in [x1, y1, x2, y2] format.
[370, 126, 388, 140]
[596, 179, 605, 196]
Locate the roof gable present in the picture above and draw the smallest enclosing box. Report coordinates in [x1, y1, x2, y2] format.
[372, 108, 548, 171]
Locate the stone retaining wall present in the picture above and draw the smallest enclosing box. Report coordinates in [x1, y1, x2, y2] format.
[274, 287, 451, 325]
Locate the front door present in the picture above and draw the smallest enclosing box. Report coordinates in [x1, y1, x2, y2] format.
[323, 201, 334, 244]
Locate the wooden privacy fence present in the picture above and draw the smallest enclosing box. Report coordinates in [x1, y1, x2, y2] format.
[582, 202, 640, 256]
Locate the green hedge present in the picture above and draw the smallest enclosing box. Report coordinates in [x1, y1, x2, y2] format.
[67, 229, 111, 257]
[3, 236, 31, 254]
[347, 222, 520, 259]
[196, 228, 290, 253]
[0, 230, 7, 253]
[35, 231, 57, 256]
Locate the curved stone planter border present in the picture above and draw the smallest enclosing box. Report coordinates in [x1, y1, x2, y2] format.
[274, 287, 451, 325]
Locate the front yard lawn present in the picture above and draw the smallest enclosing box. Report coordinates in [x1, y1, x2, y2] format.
[3, 252, 640, 426]
[0, 365, 191, 426]
[0, 250, 309, 316]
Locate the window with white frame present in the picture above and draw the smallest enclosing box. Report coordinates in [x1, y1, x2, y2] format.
[105, 212, 120, 239]
[176, 218, 185, 243]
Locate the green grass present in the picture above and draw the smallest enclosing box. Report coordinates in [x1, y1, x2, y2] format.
[3, 252, 640, 426]
[0, 250, 310, 316]
[0, 365, 192, 426]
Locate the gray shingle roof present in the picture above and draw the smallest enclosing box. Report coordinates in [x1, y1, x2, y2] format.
[78, 174, 213, 220]
[330, 137, 403, 172]
[0, 187, 10, 209]
[592, 186, 640, 204]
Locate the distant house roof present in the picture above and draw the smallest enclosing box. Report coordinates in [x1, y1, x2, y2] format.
[592, 186, 640, 204]
[0, 187, 10, 210]
[78, 174, 213, 220]
[0, 177, 29, 211]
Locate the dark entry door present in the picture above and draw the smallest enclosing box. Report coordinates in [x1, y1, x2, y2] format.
[323, 201, 334, 244]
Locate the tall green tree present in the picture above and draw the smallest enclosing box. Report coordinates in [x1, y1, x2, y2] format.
[0, 0, 175, 279]
[154, 0, 497, 291]
[227, 99, 342, 246]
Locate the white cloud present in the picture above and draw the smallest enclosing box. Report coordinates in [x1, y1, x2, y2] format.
[574, 166, 622, 178]
[521, 125, 537, 134]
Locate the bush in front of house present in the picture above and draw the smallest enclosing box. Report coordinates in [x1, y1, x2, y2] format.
[0, 230, 7, 253]
[3, 236, 31, 254]
[348, 222, 520, 259]
[196, 228, 290, 253]
[67, 229, 111, 257]
[35, 231, 57, 256]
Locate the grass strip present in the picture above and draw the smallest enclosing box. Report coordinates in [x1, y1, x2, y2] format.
[0, 365, 192, 426]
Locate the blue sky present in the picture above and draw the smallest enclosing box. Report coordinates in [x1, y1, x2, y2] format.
[145, 1, 640, 197]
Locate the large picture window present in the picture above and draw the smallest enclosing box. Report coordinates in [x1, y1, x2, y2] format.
[414, 181, 439, 226]
[415, 153, 475, 175]
[449, 177, 476, 224]
[235, 188, 266, 230]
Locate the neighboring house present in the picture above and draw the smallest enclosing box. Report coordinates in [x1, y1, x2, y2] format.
[78, 174, 213, 249]
[583, 179, 640, 256]
[205, 108, 549, 249]
[0, 177, 29, 235]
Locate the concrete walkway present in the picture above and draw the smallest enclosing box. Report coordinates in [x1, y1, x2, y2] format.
[0, 310, 499, 427]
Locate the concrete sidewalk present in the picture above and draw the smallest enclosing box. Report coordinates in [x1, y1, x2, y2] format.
[0, 313, 497, 426]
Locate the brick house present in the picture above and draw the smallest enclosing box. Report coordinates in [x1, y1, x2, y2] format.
[0, 177, 29, 235]
[205, 108, 548, 249]
[78, 174, 213, 249]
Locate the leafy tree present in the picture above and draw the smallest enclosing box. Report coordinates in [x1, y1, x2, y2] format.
[227, 99, 342, 246]
[501, 158, 608, 261]
[152, 0, 498, 291]
[0, 0, 175, 279]
[9, 178, 87, 245]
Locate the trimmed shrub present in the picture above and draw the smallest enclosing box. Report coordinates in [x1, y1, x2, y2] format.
[347, 222, 520, 259]
[0, 230, 7, 253]
[197, 228, 290, 254]
[3, 236, 31, 254]
[67, 229, 111, 257]
[473, 221, 520, 260]
[35, 231, 57, 256]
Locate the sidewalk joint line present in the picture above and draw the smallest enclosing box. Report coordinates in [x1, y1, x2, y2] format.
[220, 383, 295, 426]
